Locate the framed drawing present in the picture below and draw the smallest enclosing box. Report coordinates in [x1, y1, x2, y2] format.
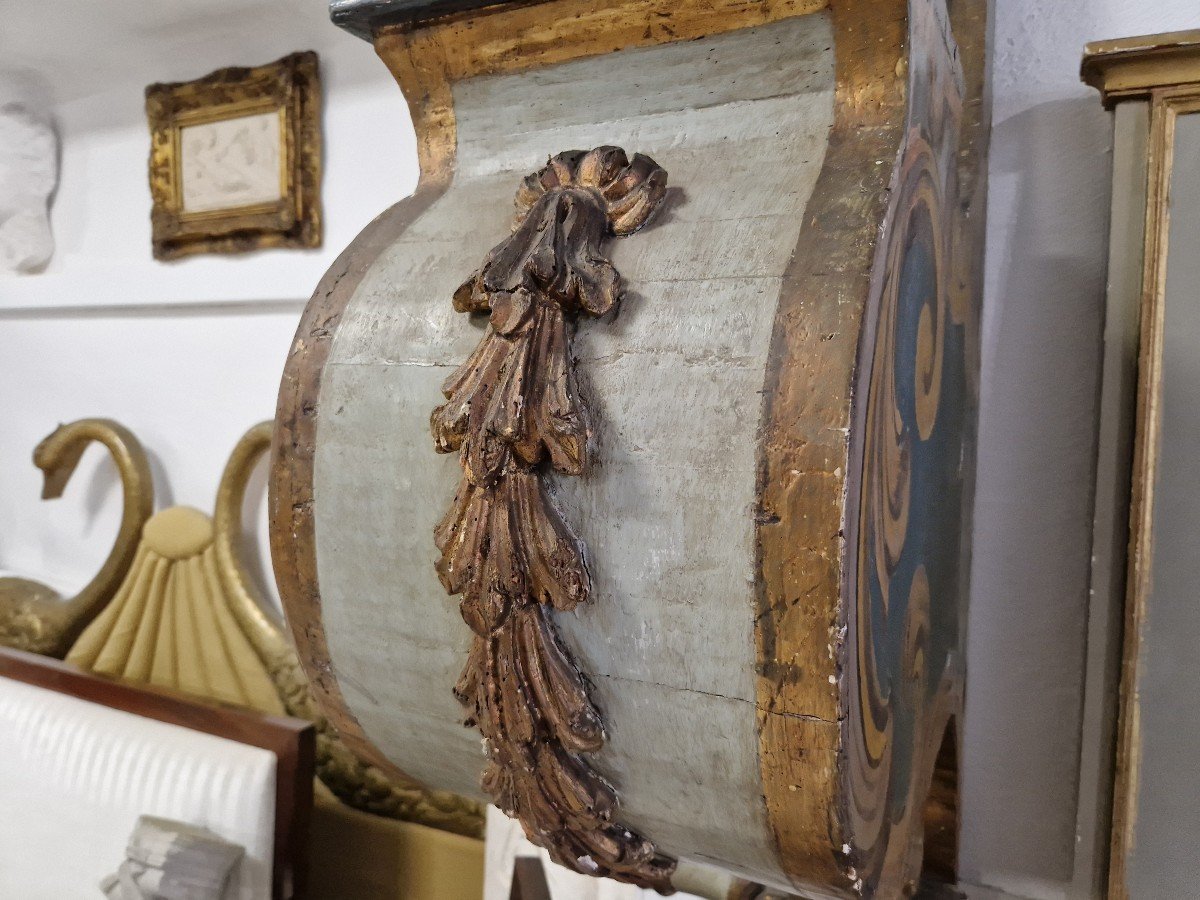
[145, 51, 322, 260]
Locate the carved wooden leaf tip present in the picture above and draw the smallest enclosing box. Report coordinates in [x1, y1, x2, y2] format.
[431, 146, 675, 892]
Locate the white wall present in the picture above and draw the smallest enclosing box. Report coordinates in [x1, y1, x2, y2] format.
[963, 2, 1197, 899]
[2, 1, 1199, 898]
[0, 8, 416, 604]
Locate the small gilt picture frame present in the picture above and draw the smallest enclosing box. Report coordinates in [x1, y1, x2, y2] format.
[145, 51, 322, 260]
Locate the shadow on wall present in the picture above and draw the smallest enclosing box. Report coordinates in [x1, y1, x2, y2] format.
[961, 95, 1113, 896]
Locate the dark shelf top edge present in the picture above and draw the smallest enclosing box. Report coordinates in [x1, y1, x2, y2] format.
[330, 0, 528, 40]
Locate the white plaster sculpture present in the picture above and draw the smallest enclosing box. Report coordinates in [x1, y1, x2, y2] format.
[100, 816, 244, 900]
[0, 72, 57, 274]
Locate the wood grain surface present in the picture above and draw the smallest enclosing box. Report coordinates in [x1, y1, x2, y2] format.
[271, 185, 448, 783]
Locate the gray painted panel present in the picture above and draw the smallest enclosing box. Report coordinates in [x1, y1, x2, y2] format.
[316, 362, 481, 796]
[458, 94, 834, 181]
[1128, 110, 1200, 900]
[453, 20, 833, 139]
[313, 15, 835, 881]
[583, 674, 791, 881]
[1073, 99, 1149, 900]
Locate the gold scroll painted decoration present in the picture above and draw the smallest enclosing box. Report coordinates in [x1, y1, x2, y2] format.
[844, 1, 970, 891]
[430, 147, 675, 891]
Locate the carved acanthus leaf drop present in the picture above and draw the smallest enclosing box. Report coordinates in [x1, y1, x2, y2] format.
[431, 146, 675, 892]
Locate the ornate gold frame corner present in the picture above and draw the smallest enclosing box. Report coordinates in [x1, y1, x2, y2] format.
[146, 51, 323, 261]
[1081, 29, 1200, 109]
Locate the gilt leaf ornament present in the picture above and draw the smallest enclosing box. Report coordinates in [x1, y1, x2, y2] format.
[431, 147, 675, 892]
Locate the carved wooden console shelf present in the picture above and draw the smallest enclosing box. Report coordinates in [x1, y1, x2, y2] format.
[270, 0, 991, 896]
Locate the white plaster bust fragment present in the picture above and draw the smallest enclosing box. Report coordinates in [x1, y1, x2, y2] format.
[0, 71, 57, 274]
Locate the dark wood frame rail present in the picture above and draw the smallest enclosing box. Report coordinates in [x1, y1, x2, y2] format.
[508, 856, 553, 900]
[0, 647, 315, 900]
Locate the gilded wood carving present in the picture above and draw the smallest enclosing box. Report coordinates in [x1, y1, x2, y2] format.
[271, 0, 993, 895]
[430, 147, 675, 891]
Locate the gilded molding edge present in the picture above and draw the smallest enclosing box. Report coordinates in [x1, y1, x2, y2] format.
[1081, 35, 1200, 897]
[754, 0, 909, 891]
[756, 0, 991, 894]
[370, 0, 829, 178]
[1101, 87, 1200, 900]
[219, 422, 484, 837]
[0, 419, 154, 658]
[430, 148, 674, 891]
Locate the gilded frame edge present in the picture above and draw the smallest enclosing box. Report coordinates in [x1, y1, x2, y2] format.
[1104, 83, 1200, 900]
[145, 51, 323, 261]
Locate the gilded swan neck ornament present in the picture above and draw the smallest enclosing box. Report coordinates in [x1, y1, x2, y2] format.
[214, 421, 298, 678]
[0, 419, 153, 657]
